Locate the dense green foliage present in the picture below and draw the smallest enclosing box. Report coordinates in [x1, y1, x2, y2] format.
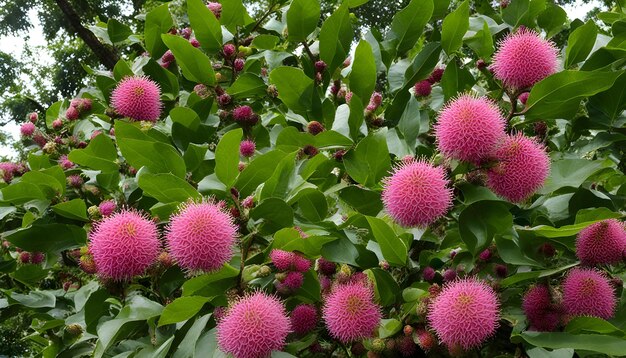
[1, 0, 626, 357]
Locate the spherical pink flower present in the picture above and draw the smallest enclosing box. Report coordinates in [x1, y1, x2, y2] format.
[382, 159, 452, 227]
[322, 282, 381, 343]
[317, 258, 336, 276]
[293, 255, 312, 273]
[0, 162, 18, 183]
[20, 122, 35, 137]
[166, 200, 238, 272]
[282, 271, 304, 290]
[189, 38, 200, 48]
[28, 112, 38, 123]
[307, 121, 325, 135]
[217, 292, 291, 358]
[434, 94, 506, 164]
[486, 134, 550, 202]
[52, 118, 63, 130]
[207, 2, 222, 19]
[290, 304, 317, 335]
[491, 29, 558, 89]
[111, 76, 162, 122]
[240, 140, 256, 157]
[232, 105, 258, 126]
[367, 92, 383, 111]
[88, 209, 160, 280]
[162, 50, 175, 63]
[414, 80, 432, 97]
[65, 106, 79, 121]
[397, 336, 418, 357]
[522, 284, 561, 331]
[562, 268, 616, 320]
[234, 58, 245, 72]
[67, 175, 83, 188]
[576, 219, 626, 266]
[479, 249, 491, 261]
[428, 279, 499, 350]
[98, 200, 117, 217]
[428, 67, 445, 84]
[59, 155, 74, 170]
[423, 267, 436, 281]
[223, 43, 236, 58]
[442, 268, 457, 282]
[269, 249, 295, 271]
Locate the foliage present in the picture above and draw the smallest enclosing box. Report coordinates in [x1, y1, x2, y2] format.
[1, 0, 626, 357]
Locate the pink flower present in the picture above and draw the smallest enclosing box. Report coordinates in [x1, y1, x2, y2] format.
[282, 271, 304, 290]
[562, 267, 616, 320]
[307, 121, 325, 135]
[519, 92, 530, 105]
[428, 67, 445, 84]
[232, 105, 258, 126]
[65, 106, 79, 121]
[28, 112, 38, 123]
[428, 279, 499, 350]
[0, 162, 18, 183]
[322, 282, 381, 343]
[414, 80, 432, 97]
[111, 76, 162, 122]
[239, 140, 256, 158]
[317, 258, 336, 276]
[207, 2, 222, 19]
[59, 155, 75, 170]
[20, 122, 35, 137]
[522, 284, 561, 331]
[491, 29, 558, 89]
[423, 267, 436, 281]
[67, 175, 83, 188]
[52, 119, 63, 130]
[293, 255, 311, 273]
[576, 219, 626, 266]
[290, 304, 318, 335]
[217, 292, 291, 358]
[486, 134, 550, 202]
[434, 94, 506, 164]
[382, 159, 452, 227]
[166, 200, 238, 272]
[98, 200, 117, 217]
[269, 249, 294, 271]
[223, 43, 236, 58]
[88, 209, 160, 280]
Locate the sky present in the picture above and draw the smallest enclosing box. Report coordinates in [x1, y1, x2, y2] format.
[0, 1, 605, 159]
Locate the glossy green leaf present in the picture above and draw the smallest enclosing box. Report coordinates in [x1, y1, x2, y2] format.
[387, 0, 434, 55]
[539, 159, 610, 194]
[158, 296, 210, 326]
[5, 223, 86, 253]
[220, 0, 253, 32]
[138, 172, 201, 203]
[459, 201, 513, 255]
[215, 128, 243, 187]
[145, 4, 174, 58]
[343, 131, 391, 187]
[250, 198, 294, 234]
[366, 216, 407, 266]
[235, 150, 288, 197]
[538, 4, 567, 38]
[519, 331, 626, 356]
[162, 34, 215, 85]
[188, 0, 222, 54]
[287, 0, 320, 43]
[227, 73, 267, 98]
[269, 66, 314, 113]
[319, 5, 352, 72]
[349, 40, 377, 103]
[441, 0, 469, 55]
[52, 199, 88, 221]
[565, 20, 597, 68]
[68, 134, 119, 172]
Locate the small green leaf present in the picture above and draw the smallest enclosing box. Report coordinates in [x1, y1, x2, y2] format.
[537, 4, 567, 38]
[227, 73, 267, 98]
[366, 216, 407, 266]
[158, 296, 210, 326]
[344, 131, 391, 188]
[387, 0, 434, 55]
[565, 20, 598, 68]
[220, 0, 253, 32]
[518, 331, 626, 356]
[235, 150, 289, 197]
[52, 199, 88, 221]
[250, 198, 294, 234]
[5, 223, 86, 253]
[188, 0, 222, 54]
[107, 18, 133, 44]
[138, 172, 201, 203]
[145, 4, 174, 58]
[269, 67, 315, 113]
[349, 40, 377, 104]
[162, 34, 215, 85]
[319, 5, 352, 72]
[287, 0, 320, 43]
[215, 128, 243, 187]
[441, 0, 469, 55]
[68, 134, 119, 172]
[539, 159, 610, 194]
[459, 201, 513, 256]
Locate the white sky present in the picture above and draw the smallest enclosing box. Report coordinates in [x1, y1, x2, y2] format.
[0, 1, 604, 159]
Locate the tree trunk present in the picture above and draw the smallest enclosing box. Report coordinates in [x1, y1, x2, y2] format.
[53, 0, 119, 70]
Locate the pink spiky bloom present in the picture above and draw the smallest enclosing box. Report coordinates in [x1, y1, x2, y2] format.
[382, 159, 452, 227]
[111, 76, 162, 122]
[240, 140, 256, 158]
[232, 106, 255, 124]
[20, 122, 35, 137]
[293, 255, 311, 272]
[562, 268, 616, 320]
[414, 80, 432, 97]
[290, 304, 317, 335]
[322, 282, 382, 343]
[88, 209, 160, 280]
[0, 162, 18, 183]
[397, 336, 417, 357]
[522, 284, 560, 331]
[52, 118, 63, 130]
[217, 292, 291, 358]
[434, 94, 506, 164]
[282, 271, 304, 290]
[98, 200, 117, 216]
[270, 249, 296, 271]
[317, 257, 336, 276]
[207, 2, 222, 19]
[486, 134, 550, 202]
[428, 279, 499, 350]
[59, 155, 74, 170]
[576, 219, 626, 266]
[491, 29, 558, 89]
[166, 200, 238, 273]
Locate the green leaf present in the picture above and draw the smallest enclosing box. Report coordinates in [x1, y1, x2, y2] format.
[319, 5, 352, 72]
[387, 0, 434, 55]
[349, 40, 377, 103]
[170, 107, 216, 150]
[367, 268, 400, 306]
[272, 228, 335, 257]
[251, 34, 279, 50]
[344, 131, 391, 188]
[338, 186, 383, 216]
[441, 0, 469, 55]
[287, 0, 320, 43]
[172, 314, 212, 358]
[68, 134, 119, 172]
[5, 223, 86, 253]
[158, 296, 210, 326]
[518, 331, 626, 356]
[162, 34, 215, 85]
[565, 20, 597, 68]
[524, 70, 620, 120]
[182, 264, 239, 297]
[378, 318, 402, 338]
[1, 182, 47, 204]
[2, 290, 55, 308]
[294, 270, 321, 302]
[235, 150, 288, 197]
[115, 121, 186, 178]
[501, 263, 578, 287]
[188, 0, 222, 54]
[45, 100, 63, 128]
[215, 128, 243, 187]
[537, 4, 567, 38]
[565, 316, 624, 336]
[250, 198, 294, 234]
[227, 73, 267, 98]
[495, 234, 542, 267]
[297, 189, 327, 222]
[589, 71, 626, 122]
[107, 18, 132, 44]
[138, 172, 201, 203]
[143, 59, 180, 99]
[502, 0, 546, 28]
[539, 159, 610, 194]
[269, 67, 314, 113]
[365, 216, 407, 266]
[220, 0, 253, 32]
[465, 19, 494, 58]
[320, 238, 378, 268]
[440, 60, 475, 101]
[52, 199, 88, 221]
[11, 265, 48, 285]
[145, 4, 174, 58]
[459, 201, 513, 255]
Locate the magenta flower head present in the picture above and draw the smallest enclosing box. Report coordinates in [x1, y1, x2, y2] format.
[166, 199, 238, 273]
[239, 139, 256, 158]
[290, 304, 318, 335]
[20, 122, 35, 137]
[576, 219, 626, 266]
[217, 292, 291, 358]
[382, 159, 452, 227]
[428, 279, 499, 351]
[59, 155, 75, 170]
[111, 76, 162, 122]
[434, 94, 506, 164]
[522, 284, 561, 331]
[270, 249, 295, 271]
[486, 134, 550, 202]
[232, 105, 258, 126]
[322, 282, 382, 343]
[206, 2, 221, 18]
[88, 209, 160, 280]
[414, 80, 432, 97]
[98, 200, 117, 217]
[491, 29, 558, 89]
[282, 271, 304, 290]
[562, 267, 616, 320]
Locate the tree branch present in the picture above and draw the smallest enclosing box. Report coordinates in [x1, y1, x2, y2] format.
[53, 0, 119, 70]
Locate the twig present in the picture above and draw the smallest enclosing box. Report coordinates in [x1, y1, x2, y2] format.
[302, 41, 315, 62]
[250, 1, 275, 34]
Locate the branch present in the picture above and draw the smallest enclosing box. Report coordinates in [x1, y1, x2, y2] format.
[302, 41, 315, 62]
[250, 1, 276, 34]
[53, 0, 119, 70]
